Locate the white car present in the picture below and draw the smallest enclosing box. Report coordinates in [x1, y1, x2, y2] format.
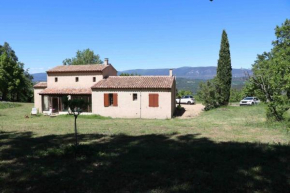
[176, 95, 195, 105]
[239, 97, 260, 106]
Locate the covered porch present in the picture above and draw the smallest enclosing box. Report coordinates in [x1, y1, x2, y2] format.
[41, 95, 92, 114]
[39, 88, 92, 114]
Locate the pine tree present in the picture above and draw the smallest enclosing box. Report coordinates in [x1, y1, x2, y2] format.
[216, 30, 232, 105]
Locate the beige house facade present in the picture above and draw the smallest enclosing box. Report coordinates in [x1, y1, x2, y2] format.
[33, 59, 176, 119]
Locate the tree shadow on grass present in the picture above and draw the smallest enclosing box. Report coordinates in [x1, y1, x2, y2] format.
[0, 131, 289, 193]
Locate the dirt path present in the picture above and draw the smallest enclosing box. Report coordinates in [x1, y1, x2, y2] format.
[177, 103, 205, 119]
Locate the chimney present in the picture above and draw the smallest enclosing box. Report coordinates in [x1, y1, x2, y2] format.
[104, 58, 109, 65]
[169, 69, 173, 77]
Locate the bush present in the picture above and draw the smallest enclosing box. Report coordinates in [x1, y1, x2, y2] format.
[266, 101, 289, 122]
[197, 79, 220, 111]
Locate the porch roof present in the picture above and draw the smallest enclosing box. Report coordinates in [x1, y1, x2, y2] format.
[33, 82, 47, 88]
[39, 88, 92, 95]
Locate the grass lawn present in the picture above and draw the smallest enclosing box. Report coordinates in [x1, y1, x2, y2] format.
[0, 103, 290, 193]
[0, 102, 21, 109]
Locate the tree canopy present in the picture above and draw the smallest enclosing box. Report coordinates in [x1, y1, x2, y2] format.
[245, 19, 290, 121]
[63, 49, 103, 65]
[216, 30, 232, 105]
[197, 30, 232, 110]
[0, 42, 33, 101]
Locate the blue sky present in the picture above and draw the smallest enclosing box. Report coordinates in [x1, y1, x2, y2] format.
[0, 0, 289, 73]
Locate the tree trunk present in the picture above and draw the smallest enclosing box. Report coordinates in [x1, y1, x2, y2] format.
[74, 115, 78, 146]
[271, 106, 283, 121]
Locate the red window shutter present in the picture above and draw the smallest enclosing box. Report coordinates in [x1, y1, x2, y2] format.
[149, 94, 159, 107]
[149, 94, 154, 107]
[155, 94, 159, 107]
[113, 93, 118, 106]
[104, 94, 109, 107]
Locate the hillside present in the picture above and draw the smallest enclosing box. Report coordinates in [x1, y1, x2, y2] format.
[177, 77, 247, 94]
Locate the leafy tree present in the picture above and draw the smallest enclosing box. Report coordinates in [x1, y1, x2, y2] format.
[197, 30, 232, 110]
[245, 19, 290, 121]
[243, 53, 272, 103]
[216, 30, 232, 105]
[229, 88, 244, 102]
[62, 97, 89, 146]
[0, 42, 18, 62]
[0, 43, 33, 101]
[197, 78, 220, 111]
[17, 65, 34, 102]
[266, 19, 290, 121]
[63, 49, 103, 65]
[0, 53, 15, 100]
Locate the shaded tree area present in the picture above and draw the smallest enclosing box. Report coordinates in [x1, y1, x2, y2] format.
[0, 131, 289, 193]
[63, 49, 103, 65]
[0, 42, 33, 102]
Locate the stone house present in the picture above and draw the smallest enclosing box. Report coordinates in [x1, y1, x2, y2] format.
[33, 59, 176, 119]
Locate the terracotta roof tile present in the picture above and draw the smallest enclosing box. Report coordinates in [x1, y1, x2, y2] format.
[47, 64, 108, 73]
[92, 76, 174, 89]
[39, 88, 92, 95]
[33, 82, 47, 88]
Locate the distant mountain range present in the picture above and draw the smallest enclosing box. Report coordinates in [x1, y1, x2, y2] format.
[32, 66, 252, 82]
[119, 66, 252, 79]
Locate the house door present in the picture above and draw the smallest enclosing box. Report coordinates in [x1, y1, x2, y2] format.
[52, 97, 59, 113]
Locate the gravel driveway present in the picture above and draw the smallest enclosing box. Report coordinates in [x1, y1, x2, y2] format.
[176, 103, 205, 119]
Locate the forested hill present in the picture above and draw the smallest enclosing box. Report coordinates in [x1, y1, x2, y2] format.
[32, 66, 252, 82]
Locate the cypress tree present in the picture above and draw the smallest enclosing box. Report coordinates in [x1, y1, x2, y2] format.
[216, 30, 232, 105]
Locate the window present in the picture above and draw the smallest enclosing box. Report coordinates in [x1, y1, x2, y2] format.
[71, 95, 92, 112]
[93, 77, 96, 82]
[149, 94, 159, 107]
[55, 77, 58, 82]
[42, 95, 50, 111]
[104, 93, 118, 107]
[109, 94, 113, 106]
[133, 93, 137, 101]
[75, 77, 79, 82]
